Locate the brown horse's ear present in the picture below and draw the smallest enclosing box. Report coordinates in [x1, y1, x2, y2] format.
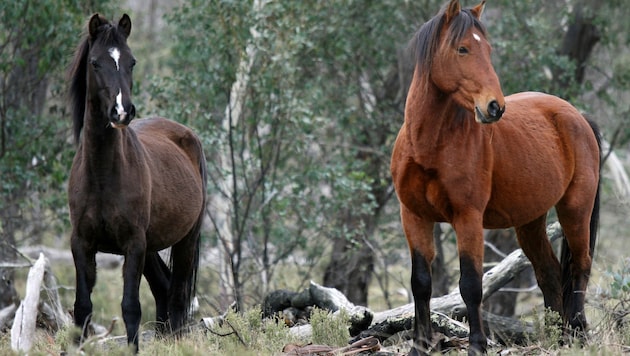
[118, 14, 132, 39]
[445, 0, 461, 23]
[471, 0, 486, 19]
[88, 13, 106, 38]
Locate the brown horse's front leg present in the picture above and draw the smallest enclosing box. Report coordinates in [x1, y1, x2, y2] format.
[453, 216, 486, 355]
[410, 250, 433, 355]
[401, 207, 435, 355]
[71, 232, 97, 345]
[121, 237, 147, 353]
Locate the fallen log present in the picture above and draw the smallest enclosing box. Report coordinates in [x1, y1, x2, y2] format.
[19, 245, 123, 269]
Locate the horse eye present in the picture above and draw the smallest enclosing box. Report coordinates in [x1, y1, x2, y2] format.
[89, 58, 101, 69]
[131, 59, 137, 70]
[457, 47, 469, 55]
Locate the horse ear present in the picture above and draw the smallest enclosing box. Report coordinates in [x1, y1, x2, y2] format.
[445, 0, 461, 23]
[471, 0, 486, 19]
[118, 14, 132, 39]
[88, 13, 105, 38]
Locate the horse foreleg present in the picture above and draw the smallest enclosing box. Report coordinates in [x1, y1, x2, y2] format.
[143, 252, 170, 335]
[401, 206, 435, 356]
[121, 238, 146, 353]
[452, 213, 486, 355]
[71, 233, 97, 344]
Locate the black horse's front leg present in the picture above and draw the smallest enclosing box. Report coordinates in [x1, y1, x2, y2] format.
[71, 233, 97, 344]
[121, 237, 147, 353]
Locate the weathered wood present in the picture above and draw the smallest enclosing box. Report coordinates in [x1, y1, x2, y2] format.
[19, 245, 123, 269]
[8, 252, 72, 352]
[11, 253, 47, 352]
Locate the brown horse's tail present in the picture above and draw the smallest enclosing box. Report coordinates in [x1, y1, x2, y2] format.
[561, 119, 601, 317]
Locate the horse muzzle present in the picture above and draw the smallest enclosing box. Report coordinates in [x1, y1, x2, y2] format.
[110, 103, 136, 128]
[475, 100, 505, 124]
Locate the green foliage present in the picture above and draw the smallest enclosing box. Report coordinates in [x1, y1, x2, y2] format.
[204, 306, 296, 354]
[0, 0, 115, 243]
[309, 308, 350, 347]
[606, 261, 630, 299]
[600, 259, 630, 330]
[491, 0, 580, 100]
[530, 307, 563, 350]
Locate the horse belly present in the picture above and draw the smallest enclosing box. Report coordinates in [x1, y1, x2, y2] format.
[484, 157, 568, 228]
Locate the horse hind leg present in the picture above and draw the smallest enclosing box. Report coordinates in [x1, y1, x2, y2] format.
[515, 216, 563, 316]
[556, 201, 596, 333]
[143, 252, 171, 334]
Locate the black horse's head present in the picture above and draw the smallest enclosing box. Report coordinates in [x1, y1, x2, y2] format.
[86, 14, 136, 129]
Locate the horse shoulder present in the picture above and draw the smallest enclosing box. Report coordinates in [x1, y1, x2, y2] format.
[391, 125, 449, 222]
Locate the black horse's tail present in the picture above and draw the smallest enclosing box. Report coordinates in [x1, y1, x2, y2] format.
[171, 134, 207, 331]
[560, 119, 601, 318]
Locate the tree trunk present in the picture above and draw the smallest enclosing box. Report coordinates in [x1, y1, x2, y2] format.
[323, 236, 374, 306]
[558, 7, 601, 84]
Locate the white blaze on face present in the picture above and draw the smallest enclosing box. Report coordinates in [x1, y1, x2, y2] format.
[109, 47, 120, 71]
[473, 33, 481, 42]
[115, 89, 126, 121]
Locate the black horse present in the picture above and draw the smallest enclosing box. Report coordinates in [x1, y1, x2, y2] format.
[67, 13, 207, 352]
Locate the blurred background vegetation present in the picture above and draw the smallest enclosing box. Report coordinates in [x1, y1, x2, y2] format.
[2, 0, 630, 342]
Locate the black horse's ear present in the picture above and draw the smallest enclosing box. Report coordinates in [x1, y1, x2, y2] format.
[445, 0, 461, 23]
[88, 13, 106, 38]
[118, 14, 132, 39]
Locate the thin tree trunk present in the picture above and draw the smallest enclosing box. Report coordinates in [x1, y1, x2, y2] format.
[210, 0, 268, 311]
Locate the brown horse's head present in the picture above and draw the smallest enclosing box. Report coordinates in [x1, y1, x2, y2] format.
[85, 14, 136, 129]
[413, 0, 505, 123]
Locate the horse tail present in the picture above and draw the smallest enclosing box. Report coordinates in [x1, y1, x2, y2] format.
[560, 118, 601, 313]
[172, 134, 207, 328]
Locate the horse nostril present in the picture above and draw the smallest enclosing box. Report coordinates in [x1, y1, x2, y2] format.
[110, 106, 119, 121]
[488, 100, 503, 120]
[129, 104, 136, 119]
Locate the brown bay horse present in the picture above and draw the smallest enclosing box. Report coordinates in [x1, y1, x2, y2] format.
[390, 1, 600, 354]
[67, 14, 206, 352]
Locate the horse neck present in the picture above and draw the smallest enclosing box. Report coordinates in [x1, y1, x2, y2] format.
[404, 71, 481, 162]
[79, 99, 133, 173]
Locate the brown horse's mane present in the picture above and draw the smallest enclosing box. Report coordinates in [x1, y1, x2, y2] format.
[67, 15, 128, 144]
[410, 5, 487, 79]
